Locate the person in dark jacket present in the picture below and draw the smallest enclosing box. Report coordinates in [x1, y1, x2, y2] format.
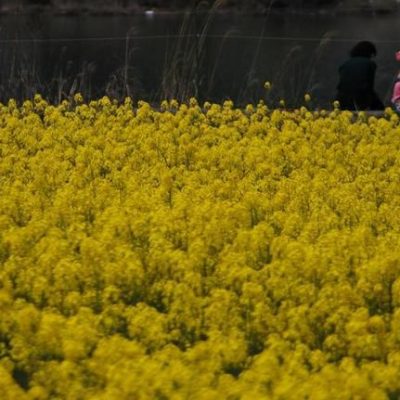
[336, 41, 384, 111]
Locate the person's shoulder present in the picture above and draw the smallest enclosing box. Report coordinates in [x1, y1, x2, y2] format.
[352, 56, 376, 70]
[343, 57, 366, 65]
[354, 56, 374, 63]
[339, 57, 376, 72]
[340, 57, 366, 67]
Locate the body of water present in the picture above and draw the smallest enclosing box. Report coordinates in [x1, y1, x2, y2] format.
[0, 10, 399, 107]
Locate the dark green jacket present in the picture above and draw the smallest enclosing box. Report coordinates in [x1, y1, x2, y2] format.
[336, 57, 383, 110]
[337, 57, 376, 95]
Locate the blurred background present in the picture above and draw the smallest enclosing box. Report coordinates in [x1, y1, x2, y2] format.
[0, 0, 398, 107]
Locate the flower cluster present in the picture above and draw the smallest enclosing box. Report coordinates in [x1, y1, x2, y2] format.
[1, 96, 400, 399]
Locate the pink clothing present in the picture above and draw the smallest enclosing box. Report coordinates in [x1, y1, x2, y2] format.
[392, 80, 400, 104]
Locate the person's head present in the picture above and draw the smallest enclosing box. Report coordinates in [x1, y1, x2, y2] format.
[396, 50, 400, 62]
[350, 41, 377, 59]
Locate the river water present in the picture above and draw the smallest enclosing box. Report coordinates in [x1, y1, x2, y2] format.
[0, 10, 399, 107]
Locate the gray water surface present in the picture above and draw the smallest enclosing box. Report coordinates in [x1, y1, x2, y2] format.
[0, 11, 399, 107]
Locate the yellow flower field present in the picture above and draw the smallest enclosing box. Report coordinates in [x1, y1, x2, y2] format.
[1, 95, 400, 399]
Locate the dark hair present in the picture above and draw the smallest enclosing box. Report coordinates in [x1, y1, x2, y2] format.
[350, 41, 377, 58]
